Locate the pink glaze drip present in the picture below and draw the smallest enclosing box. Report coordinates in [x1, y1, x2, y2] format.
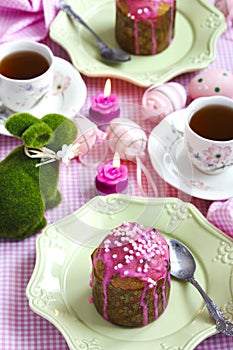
[92, 222, 170, 324]
[153, 288, 159, 319]
[161, 281, 166, 311]
[117, 0, 175, 55]
[150, 21, 157, 54]
[133, 21, 139, 55]
[140, 285, 149, 326]
[168, 1, 175, 43]
[89, 273, 94, 287]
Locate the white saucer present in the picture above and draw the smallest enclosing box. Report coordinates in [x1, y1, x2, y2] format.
[148, 109, 233, 200]
[0, 56, 87, 136]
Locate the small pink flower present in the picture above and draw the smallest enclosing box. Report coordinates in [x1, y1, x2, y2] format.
[52, 72, 71, 96]
[202, 144, 232, 165]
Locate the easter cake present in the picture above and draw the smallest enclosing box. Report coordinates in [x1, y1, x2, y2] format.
[115, 0, 176, 55]
[91, 222, 170, 327]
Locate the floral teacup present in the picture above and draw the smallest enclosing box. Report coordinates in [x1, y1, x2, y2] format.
[184, 96, 233, 175]
[0, 40, 54, 112]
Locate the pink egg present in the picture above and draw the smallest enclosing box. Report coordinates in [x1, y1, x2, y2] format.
[188, 69, 233, 99]
[142, 82, 187, 118]
[106, 118, 159, 197]
[107, 118, 147, 161]
[73, 114, 107, 156]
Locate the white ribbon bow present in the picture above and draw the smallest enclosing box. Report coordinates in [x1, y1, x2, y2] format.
[24, 143, 80, 167]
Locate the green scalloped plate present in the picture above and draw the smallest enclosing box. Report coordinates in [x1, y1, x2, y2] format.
[26, 195, 233, 350]
[50, 0, 226, 87]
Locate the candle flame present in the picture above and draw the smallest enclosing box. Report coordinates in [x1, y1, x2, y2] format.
[104, 79, 111, 98]
[112, 152, 120, 168]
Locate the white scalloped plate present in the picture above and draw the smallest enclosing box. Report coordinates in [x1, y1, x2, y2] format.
[26, 195, 233, 350]
[50, 0, 226, 87]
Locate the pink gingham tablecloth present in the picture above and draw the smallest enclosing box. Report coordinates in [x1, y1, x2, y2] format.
[0, 1, 233, 349]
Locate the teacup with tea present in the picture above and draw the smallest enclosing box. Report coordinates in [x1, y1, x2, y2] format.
[184, 96, 233, 175]
[0, 40, 54, 112]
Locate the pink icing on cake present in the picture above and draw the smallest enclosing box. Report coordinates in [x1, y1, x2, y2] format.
[91, 222, 170, 326]
[116, 0, 176, 55]
[123, 0, 174, 19]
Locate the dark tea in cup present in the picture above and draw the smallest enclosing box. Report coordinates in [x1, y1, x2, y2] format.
[189, 104, 233, 141]
[0, 50, 50, 80]
[184, 96, 233, 174]
[0, 40, 54, 111]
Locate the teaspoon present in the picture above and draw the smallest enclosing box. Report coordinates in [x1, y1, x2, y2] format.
[168, 238, 233, 336]
[59, 0, 131, 64]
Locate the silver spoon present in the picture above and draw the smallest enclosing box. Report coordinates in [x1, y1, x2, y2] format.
[168, 238, 233, 336]
[59, 0, 131, 64]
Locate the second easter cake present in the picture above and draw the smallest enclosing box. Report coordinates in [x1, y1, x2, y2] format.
[91, 221, 170, 327]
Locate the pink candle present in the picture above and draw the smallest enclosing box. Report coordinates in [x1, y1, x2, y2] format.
[89, 79, 120, 131]
[95, 153, 128, 195]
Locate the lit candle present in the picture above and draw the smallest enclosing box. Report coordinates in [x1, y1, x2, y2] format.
[95, 152, 128, 195]
[89, 79, 120, 131]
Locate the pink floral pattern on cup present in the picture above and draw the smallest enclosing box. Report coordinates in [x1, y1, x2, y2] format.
[203, 144, 232, 165]
[184, 96, 233, 175]
[188, 143, 233, 173]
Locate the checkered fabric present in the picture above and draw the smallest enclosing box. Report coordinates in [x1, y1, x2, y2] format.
[0, 0, 59, 44]
[0, 1, 233, 349]
[207, 199, 233, 237]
